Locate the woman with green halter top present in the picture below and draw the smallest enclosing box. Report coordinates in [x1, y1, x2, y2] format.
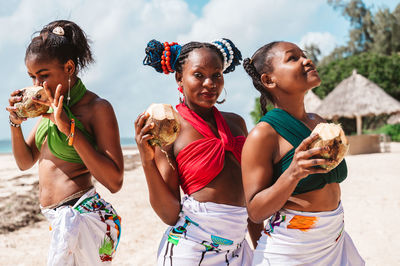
[242, 42, 364, 265]
[6, 20, 123, 265]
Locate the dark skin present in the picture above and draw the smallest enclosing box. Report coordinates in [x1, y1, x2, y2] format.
[135, 47, 263, 248]
[242, 42, 340, 224]
[6, 54, 124, 207]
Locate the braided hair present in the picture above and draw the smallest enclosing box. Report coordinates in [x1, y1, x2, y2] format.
[143, 38, 242, 74]
[25, 20, 94, 73]
[242, 41, 282, 115]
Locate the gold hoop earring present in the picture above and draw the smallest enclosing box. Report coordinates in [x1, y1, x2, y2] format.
[67, 75, 71, 106]
[216, 88, 227, 104]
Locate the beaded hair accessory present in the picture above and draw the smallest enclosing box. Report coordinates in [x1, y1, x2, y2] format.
[143, 40, 182, 74]
[52, 26, 65, 36]
[211, 38, 235, 72]
[160, 42, 179, 74]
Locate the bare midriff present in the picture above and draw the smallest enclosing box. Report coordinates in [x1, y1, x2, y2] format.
[38, 140, 93, 207]
[284, 182, 341, 212]
[189, 152, 245, 207]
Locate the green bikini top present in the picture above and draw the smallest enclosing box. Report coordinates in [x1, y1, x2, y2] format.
[35, 79, 95, 164]
[259, 108, 347, 195]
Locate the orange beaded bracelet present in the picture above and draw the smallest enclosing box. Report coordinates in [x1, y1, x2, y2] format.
[67, 118, 75, 146]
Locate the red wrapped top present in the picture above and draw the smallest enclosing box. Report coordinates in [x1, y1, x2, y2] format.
[175, 103, 245, 195]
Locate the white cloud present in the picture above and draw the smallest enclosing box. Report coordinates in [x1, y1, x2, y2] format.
[299, 32, 337, 58]
[1, 0, 338, 141]
[177, 0, 326, 127]
[0, 0, 196, 140]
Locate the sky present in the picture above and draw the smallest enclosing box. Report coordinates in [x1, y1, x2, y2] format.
[0, 0, 398, 141]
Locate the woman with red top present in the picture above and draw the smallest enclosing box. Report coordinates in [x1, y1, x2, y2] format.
[135, 39, 262, 265]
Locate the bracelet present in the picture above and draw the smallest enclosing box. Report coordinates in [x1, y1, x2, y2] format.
[9, 118, 21, 128]
[67, 119, 75, 146]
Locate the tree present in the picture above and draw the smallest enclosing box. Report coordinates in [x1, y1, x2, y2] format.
[322, 0, 400, 65]
[304, 44, 321, 65]
[316, 52, 400, 101]
[250, 97, 262, 125]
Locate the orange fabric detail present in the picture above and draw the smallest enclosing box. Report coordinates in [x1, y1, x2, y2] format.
[287, 215, 318, 231]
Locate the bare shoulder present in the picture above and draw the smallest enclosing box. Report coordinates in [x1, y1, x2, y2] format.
[84, 91, 115, 116]
[248, 122, 278, 143]
[221, 111, 244, 123]
[221, 111, 247, 136]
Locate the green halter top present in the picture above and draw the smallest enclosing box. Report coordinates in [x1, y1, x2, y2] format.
[259, 108, 347, 195]
[35, 79, 95, 164]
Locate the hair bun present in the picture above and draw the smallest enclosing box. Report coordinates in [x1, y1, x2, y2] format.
[143, 40, 181, 74]
[211, 38, 242, 74]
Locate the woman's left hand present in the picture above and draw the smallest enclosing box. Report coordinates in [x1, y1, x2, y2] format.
[32, 81, 70, 135]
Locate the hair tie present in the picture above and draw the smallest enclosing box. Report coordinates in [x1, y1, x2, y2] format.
[52, 26, 65, 36]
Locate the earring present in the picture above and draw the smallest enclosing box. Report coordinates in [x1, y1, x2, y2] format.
[67, 75, 71, 106]
[178, 86, 184, 103]
[216, 88, 227, 104]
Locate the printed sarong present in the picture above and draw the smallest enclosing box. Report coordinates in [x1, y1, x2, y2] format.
[157, 195, 252, 265]
[41, 188, 121, 265]
[252, 202, 364, 266]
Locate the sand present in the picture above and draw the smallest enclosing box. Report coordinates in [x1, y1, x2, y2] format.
[0, 144, 399, 266]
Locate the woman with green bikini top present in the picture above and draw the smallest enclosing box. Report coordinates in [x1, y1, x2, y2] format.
[6, 20, 123, 264]
[242, 41, 364, 265]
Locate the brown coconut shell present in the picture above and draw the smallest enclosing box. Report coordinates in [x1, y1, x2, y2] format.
[309, 123, 349, 171]
[145, 103, 180, 147]
[14, 86, 49, 118]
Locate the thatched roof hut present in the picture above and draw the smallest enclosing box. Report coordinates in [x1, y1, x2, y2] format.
[317, 69, 400, 134]
[304, 90, 322, 113]
[388, 112, 400, 125]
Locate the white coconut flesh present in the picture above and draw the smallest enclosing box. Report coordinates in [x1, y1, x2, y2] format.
[312, 123, 348, 145]
[146, 103, 179, 121]
[310, 123, 349, 170]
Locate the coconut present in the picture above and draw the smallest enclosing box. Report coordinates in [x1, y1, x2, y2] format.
[145, 103, 180, 147]
[309, 123, 349, 171]
[14, 86, 49, 118]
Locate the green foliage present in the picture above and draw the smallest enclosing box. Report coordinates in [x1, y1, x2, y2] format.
[366, 123, 400, 141]
[250, 97, 275, 125]
[315, 52, 400, 101]
[250, 1, 400, 129]
[250, 97, 262, 124]
[324, 0, 400, 64]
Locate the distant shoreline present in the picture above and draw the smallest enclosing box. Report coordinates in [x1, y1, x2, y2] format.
[0, 137, 136, 155]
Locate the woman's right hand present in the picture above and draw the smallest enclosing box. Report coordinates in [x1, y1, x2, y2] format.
[6, 89, 27, 126]
[286, 133, 332, 181]
[134, 112, 156, 162]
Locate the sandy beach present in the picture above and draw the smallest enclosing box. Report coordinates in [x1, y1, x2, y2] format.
[0, 144, 399, 266]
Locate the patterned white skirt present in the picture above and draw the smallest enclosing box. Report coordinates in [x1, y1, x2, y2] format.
[41, 188, 121, 265]
[157, 195, 253, 265]
[252, 202, 364, 266]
